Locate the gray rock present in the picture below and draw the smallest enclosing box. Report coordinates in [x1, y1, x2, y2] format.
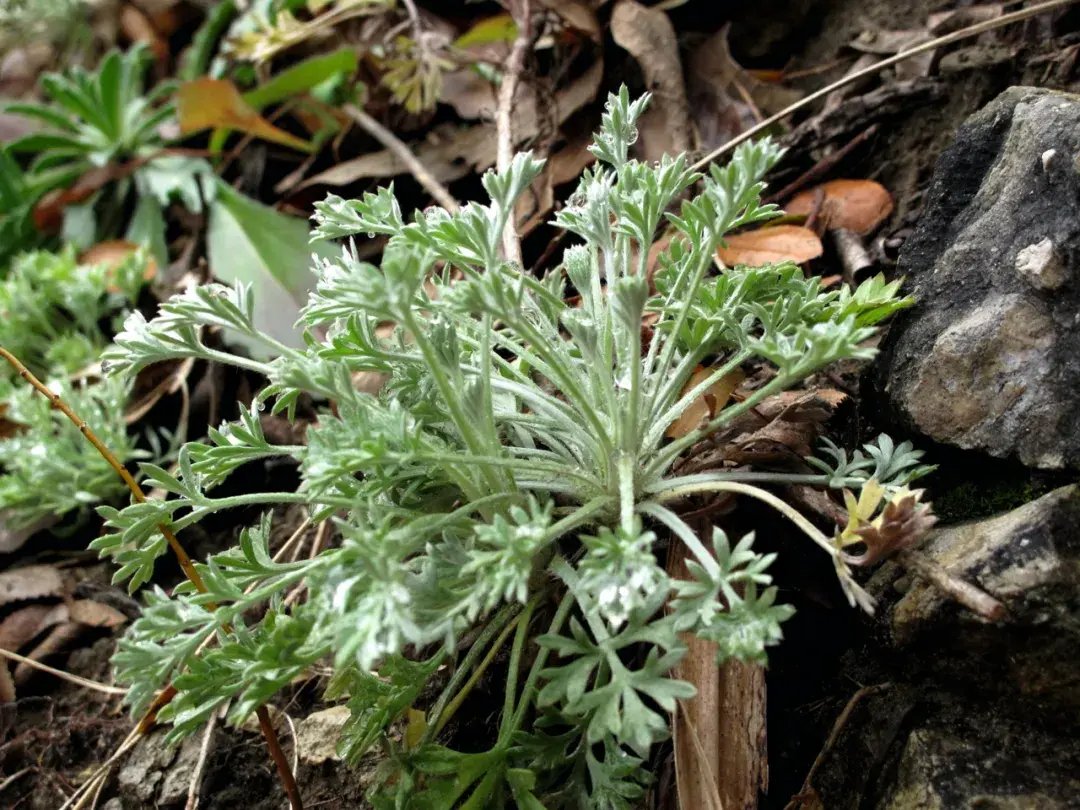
[796, 489, 1080, 809]
[117, 729, 176, 805]
[884, 485, 1080, 656]
[879, 86, 1080, 469]
[158, 730, 212, 806]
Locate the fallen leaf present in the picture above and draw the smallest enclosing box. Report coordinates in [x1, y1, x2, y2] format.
[120, 4, 167, 61]
[666, 367, 745, 439]
[207, 179, 334, 352]
[68, 599, 128, 628]
[0, 604, 68, 653]
[786, 180, 894, 236]
[0, 403, 24, 440]
[79, 240, 158, 290]
[846, 489, 937, 566]
[13, 621, 82, 685]
[0, 565, 65, 608]
[847, 29, 934, 79]
[611, 0, 691, 161]
[454, 14, 518, 58]
[717, 225, 823, 267]
[927, 3, 1002, 35]
[0, 663, 13, 703]
[539, 0, 602, 43]
[177, 78, 313, 153]
[0, 512, 58, 554]
[689, 24, 803, 150]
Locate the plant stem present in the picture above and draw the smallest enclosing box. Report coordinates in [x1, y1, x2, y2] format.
[501, 594, 541, 735]
[652, 479, 837, 558]
[0, 345, 305, 810]
[436, 612, 522, 735]
[423, 603, 519, 745]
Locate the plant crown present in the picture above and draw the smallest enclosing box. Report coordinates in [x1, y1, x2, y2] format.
[98, 89, 929, 808]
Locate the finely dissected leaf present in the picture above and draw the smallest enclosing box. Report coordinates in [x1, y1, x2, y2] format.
[92, 86, 931, 806]
[177, 77, 314, 152]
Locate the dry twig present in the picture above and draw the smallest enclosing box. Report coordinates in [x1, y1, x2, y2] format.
[0, 647, 128, 695]
[342, 104, 460, 213]
[495, 0, 533, 266]
[692, 0, 1080, 170]
[0, 346, 304, 810]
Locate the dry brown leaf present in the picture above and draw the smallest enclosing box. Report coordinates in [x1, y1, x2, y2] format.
[13, 621, 82, 685]
[610, 0, 691, 161]
[846, 490, 937, 567]
[666, 367, 745, 439]
[300, 59, 603, 190]
[177, 78, 313, 153]
[68, 600, 129, 629]
[717, 224, 823, 267]
[0, 662, 14, 703]
[539, 0, 601, 42]
[80, 240, 159, 291]
[927, 3, 1003, 35]
[786, 180, 894, 236]
[689, 24, 802, 150]
[0, 604, 67, 653]
[120, 4, 167, 61]
[547, 135, 596, 187]
[0, 565, 65, 608]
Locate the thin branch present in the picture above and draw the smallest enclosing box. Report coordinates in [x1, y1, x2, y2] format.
[0, 345, 205, 592]
[495, 0, 533, 266]
[692, 0, 1080, 171]
[0, 346, 304, 810]
[185, 707, 222, 810]
[0, 648, 128, 695]
[898, 549, 1006, 622]
[342, 103, 460, 213]
[0, 768, 33, 796]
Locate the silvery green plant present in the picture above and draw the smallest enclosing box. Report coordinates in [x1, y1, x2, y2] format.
[98, 89, 927, 808]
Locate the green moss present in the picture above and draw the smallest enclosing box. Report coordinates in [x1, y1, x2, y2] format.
[933, 479, 1052, 525]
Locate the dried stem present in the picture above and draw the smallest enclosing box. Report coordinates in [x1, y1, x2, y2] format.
[342, 103, 460, 213]
[0, 345, 304, 810]
[185, 707, 222, 810]
[495, 0, 533, 266]
[898, 550, 1006, 622]
[0, 647, 128, 696]
[692, 0, 1080, 170]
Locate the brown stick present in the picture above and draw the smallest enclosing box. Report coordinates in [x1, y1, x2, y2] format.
[668, 525, 766, 810]
[342, 103, 460, 214]
[692, 0, 1080, 171]
[0, 345, 303, 809]
[495, 0, 533, 267]
[897, 550, 1006, 622]
[764, 124, 879, 205]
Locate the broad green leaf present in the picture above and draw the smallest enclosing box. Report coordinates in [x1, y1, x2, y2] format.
[206, 180, 333, 351]
[126, 193, 169, 269]
[243, 47, 358, 110]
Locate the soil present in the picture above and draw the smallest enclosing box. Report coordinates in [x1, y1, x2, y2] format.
[4, 1, 1080, 808]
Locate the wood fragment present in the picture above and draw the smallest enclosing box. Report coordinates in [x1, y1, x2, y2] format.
[668, 524, 767, 810]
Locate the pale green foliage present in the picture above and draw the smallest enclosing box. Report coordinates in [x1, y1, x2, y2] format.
[98, 88, 926, 807]
[0, 246, 149, 379]
[0, 246, 151, 530]
[0, 376, 137, 529]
